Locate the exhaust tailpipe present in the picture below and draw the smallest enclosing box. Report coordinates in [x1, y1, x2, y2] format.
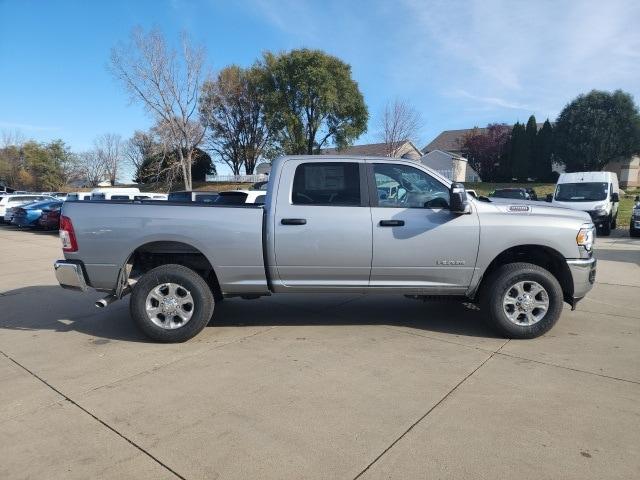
[95, 294, 118, 309]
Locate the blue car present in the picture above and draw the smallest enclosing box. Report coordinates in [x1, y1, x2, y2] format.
[11, 200, 63, 228]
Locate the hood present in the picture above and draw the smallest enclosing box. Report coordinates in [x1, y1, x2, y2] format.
[480, 198, 592, 223]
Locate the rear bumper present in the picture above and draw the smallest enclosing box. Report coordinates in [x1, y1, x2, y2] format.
[54, 260, 88, 292]
[566, 257, 597, 300]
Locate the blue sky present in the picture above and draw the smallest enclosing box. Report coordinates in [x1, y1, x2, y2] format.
[2, 0, 640, 160]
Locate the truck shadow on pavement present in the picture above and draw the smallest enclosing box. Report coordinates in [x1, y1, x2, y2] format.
[595, 246, 640, 266]
[0, 225, 58, 236]
[0, 286, 499, 342]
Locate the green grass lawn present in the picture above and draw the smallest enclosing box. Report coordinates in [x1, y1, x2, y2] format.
[464, 182, 638, 228]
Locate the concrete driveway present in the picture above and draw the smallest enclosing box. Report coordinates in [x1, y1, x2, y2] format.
[1, 225, 638, 479]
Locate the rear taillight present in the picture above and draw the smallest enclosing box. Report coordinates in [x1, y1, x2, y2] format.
[59, 215, 78, 252]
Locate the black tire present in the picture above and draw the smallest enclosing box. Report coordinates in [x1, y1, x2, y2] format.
[611, 215, 617, 230]
[481, 262, 564, 339]
[599, 218, 611, 236]
[130, 264, 214, 342]
[631, 222, 640, 238]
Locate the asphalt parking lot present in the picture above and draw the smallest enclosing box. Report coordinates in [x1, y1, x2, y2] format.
[1, 225, 639, 480]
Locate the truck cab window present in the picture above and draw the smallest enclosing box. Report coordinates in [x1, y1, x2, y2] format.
[373, 163, 449, 209]
[292, 162, 361, 206]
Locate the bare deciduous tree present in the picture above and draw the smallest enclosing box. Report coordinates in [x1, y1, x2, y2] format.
[200, 65, 271, 175]
[124, 130, 155, 174]
[1, 129, 25, 149]
[78, 150, 107, 187]
[94, 133, 123, 186]
[110, 27, 206, 190]
[378, 99, 423, 157]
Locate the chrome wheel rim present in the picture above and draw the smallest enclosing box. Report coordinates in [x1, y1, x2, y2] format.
[145, 283, 194, 329]
[502, 280, 549, 326]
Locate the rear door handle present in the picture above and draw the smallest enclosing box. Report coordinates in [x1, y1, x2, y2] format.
[379, 220, 405, 227]
[281, 218, 307, 225]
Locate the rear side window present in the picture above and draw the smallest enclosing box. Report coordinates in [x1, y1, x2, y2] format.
[91, 194, 106, 200]
[67, 194, 79, 201]
[111, 195, 130, 200]
[254, 195, 266, 205]
[292, 162, 361, 206]
[9, 196, 34, 203]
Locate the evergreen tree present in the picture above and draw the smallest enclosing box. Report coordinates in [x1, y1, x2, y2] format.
[525, 115, 537, 179]
[510, 122, 528, 181]
[535, 119, 554, 181]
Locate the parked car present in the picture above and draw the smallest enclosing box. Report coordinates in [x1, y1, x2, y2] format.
[490, 188, 533, 200]
[630, 195, 640, 238]
[38, 203, 64, 230]
[215, 190, 266, 205]
[55, 155, 596, 343]
[12, 200, 63, 228]
[548, 171, 619, 236]
[1, 194, 54, 223]
[65, 192, 92, 201]
[167, 191, 219, 203]
[134, 194, 168, 200]
[90, 187, 141, 201]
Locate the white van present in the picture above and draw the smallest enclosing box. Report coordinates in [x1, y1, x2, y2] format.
[550, 171, 619, 235]
[90, 187, 141, 201]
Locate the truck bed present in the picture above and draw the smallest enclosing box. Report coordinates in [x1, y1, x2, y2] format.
[62, 201, 269, 294]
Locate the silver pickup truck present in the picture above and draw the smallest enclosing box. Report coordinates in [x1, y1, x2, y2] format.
[54, 156, 596, 342]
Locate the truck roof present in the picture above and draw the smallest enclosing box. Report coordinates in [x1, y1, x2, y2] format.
[274, 155, 452, 185]
[557, 171, 617, 183]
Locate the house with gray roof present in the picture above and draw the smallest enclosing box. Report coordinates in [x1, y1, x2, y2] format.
[423, 125, 638, 187]
[321, 140, 422, 160]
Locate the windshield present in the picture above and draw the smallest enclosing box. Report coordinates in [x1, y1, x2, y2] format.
[555, 182, 608, 202]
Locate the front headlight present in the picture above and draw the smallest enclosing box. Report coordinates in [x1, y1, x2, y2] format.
[576, 226, 595, 251]
[594, 204, 606, 212]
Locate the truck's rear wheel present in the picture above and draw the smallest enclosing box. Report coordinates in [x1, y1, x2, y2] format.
[130, 264, 214, 342]
[481, 262, 563, 339]
[599, 217, 611, 236]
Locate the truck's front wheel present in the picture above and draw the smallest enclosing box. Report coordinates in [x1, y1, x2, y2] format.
[482, 263, 563, 339]
[130, 264, 214, 342]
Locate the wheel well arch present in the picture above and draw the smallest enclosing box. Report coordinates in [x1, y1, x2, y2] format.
[124, 241, 222, 300]
[476, 245, 573, 302]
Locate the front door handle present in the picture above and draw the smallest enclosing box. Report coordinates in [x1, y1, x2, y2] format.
[379, 220, 405, 227]
[281, 218, 307, 225]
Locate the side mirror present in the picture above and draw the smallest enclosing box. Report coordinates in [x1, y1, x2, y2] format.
[545, 193, 553, 203]
[611, 192, 619, 202]
[450, 183, 470, 214]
